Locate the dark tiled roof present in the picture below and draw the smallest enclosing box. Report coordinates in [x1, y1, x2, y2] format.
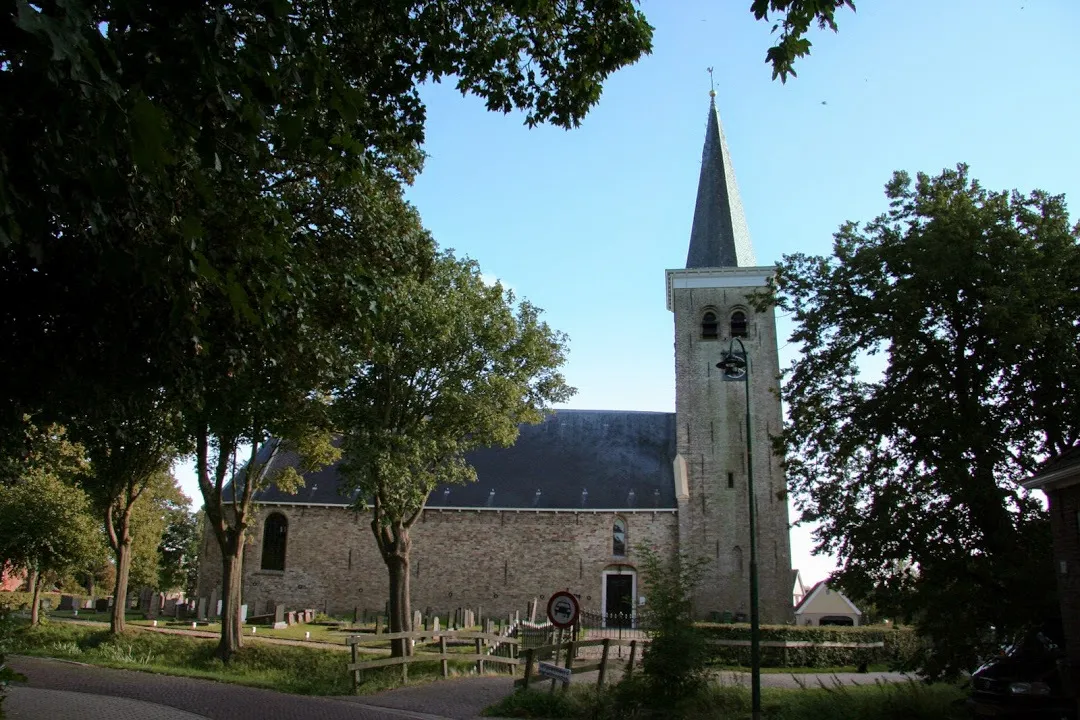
[240, 410, 678, 510]
[685, 97, 756, 269]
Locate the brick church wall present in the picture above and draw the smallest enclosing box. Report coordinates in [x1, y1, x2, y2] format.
[198, 504, 679, 619]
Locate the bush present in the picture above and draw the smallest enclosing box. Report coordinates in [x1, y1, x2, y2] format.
[636, 544, 711, 706]
[696, 623, 922, 670]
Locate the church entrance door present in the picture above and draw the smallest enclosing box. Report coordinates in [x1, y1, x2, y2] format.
[604, 573, 634, 628]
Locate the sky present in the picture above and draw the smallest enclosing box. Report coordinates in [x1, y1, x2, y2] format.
[176, 0, 1080, 586]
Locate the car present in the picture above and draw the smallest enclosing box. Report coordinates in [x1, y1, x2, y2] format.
[967, 622, 1075, 719]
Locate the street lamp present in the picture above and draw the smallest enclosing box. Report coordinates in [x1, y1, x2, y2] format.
[716, 337, 761, 720]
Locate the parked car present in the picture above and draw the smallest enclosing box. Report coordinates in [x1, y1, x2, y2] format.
[968, 622, 1075, 719]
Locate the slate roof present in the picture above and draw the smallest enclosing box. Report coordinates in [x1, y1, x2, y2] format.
[685, 96, 756, 269]
[239, 410, 678, 510]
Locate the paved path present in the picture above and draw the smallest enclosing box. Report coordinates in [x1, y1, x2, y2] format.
[6, 656, 501, 720]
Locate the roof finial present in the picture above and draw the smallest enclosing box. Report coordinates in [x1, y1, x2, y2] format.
[707, 66, 716, 98]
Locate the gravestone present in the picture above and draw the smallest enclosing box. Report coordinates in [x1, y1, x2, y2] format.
[431, 616, 440, 640]
[353, 606, 360, 624]
[216, 601, 222, 617]
[465, 609, 474, 628]
[59, 595, 76, 611]
[209, 589, 220, 618]
[413, 610, 422, 631]
[82, 597, 95, 610]
[305, 609, 315, 623]
[375, 615, 384, 634]
[273, 604, 287, 630]
[163, 598, 177, 616]
[147, 595, 159, 619]
[527, 599, 537, 623]
[197, 597, 207, 621]
[95, 597, 110, 613]
[139, 587, 153, 614]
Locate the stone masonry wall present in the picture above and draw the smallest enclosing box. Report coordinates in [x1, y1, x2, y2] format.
[198, 505, 679, 619]
[672, 279, 794, 624]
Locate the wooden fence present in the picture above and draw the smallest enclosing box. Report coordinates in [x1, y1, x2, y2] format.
[346, 630, 521, 689]
[515, 637, 639, 691]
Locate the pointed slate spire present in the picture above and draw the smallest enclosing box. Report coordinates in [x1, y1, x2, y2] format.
[686, 95, 755, 268]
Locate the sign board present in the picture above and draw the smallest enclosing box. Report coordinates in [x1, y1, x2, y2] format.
[546, 591, 580, 629]
[538, 661, 572, 684]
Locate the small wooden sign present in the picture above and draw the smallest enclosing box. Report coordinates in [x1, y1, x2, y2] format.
[538, 661, 572, 683]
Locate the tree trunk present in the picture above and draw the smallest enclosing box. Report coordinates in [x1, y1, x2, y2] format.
[110, 539, 132, 633]
[215, 534, 245, 662]
[24, 567, 38, 594]
[30, 573, 42, 626]
[386, 552, 412, 657]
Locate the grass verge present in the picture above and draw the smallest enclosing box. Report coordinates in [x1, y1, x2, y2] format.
[11, 620, 484, 695]
[483, 679, 968, 719]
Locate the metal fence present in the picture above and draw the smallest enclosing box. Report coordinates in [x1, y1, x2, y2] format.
[577, 608, 650, 641]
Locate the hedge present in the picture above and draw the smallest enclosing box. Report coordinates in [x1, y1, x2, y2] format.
[694, 623, 922, 669]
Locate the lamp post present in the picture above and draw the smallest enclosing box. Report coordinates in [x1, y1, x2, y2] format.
[716, 337, 761, 720]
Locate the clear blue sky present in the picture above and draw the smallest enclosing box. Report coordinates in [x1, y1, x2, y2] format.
[176, 0, 1080, 586]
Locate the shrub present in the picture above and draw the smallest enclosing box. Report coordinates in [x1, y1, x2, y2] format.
[636, 544, 711, 705]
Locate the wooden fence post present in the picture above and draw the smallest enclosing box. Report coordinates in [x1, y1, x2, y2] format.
[475, 637, 484, 675]
[523, 648, 535, 689]
[597, 638, 610, 688]
[625, 640, 637, 679]
[561, 641, 575, 694]
[351, 641, 360, 691]
[440, 636, 448, 678]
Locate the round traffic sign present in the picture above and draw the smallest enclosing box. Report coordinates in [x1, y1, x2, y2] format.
[546, 591, 580, 629]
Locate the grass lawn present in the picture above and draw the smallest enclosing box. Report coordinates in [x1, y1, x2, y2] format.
[10, 620, 491, 695]
[484, 680, 968, 719]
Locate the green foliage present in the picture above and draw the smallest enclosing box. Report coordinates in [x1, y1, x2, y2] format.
[771, 164, 1080, 678]
[158, 508, 203, 595]
[696, 624, 921, 670]
[752, 0, 857, 82]
[485, 680, 966, 720]
[127, 471, 190, 591]
[335, 251, 573, 637]
[0, 469, 104, 602]
[636, 544, 711, 703]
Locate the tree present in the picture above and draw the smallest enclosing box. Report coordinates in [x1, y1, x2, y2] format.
[0, 467, 103, 625]
[158, 506, 203, 597]
[751, 0, 857, 82]
[127, 470, 190, 593]
[76, 402, 179, 634]
[771, 164, 1080, 677]
[335, 252, 574, 655]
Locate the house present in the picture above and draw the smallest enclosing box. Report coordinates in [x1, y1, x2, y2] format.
[792, 569, 808, 607]
[1021, 447, 1080, 699]
[793, 581, 862, 626]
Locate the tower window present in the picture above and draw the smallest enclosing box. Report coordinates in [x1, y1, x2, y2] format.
[701, 311, 718, 340]
[733, 545, 744, 575]
[730, 311, 748, 338]
[261, 512, 288, 571]
[613, 517, 627, 557]
[727, 472, 734, 489]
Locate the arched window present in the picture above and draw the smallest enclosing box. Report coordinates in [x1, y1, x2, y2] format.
[613, 517, 627, 557]
[733, 545, 744, 575]
[701, 311, 718, 340]
[261, 513, 288, 571]
[730, 311, 748, 338]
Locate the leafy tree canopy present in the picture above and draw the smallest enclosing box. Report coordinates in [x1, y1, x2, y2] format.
[771, 164, 1080, 678]
[752, 0, 856, 82]
[335, 251, 574, 647]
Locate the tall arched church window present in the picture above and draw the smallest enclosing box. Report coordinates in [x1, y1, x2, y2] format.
[701, 311, 718, 340]
[613, 517, 627, 557]
[261, 513, 288, 571]
[730, 311, 748, 338]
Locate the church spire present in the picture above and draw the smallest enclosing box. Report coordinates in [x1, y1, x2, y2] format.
[685, 96, 755, 268]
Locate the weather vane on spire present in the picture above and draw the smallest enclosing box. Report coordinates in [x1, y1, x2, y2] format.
[707, 67, 716, 98]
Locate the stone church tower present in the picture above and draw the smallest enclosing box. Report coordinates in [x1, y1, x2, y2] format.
[667, 95, 793, 623]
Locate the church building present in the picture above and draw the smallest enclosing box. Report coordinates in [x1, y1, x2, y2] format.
[197, 96, 794, 625]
